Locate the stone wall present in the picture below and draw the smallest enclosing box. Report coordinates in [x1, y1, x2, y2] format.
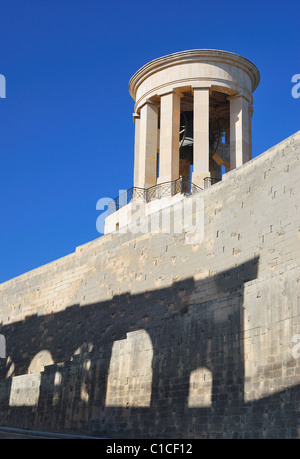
[0, 131, 299, 438]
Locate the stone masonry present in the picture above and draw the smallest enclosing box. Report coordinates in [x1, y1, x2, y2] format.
[0, 131, 299, 438]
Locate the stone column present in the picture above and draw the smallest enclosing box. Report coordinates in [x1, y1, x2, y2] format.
[192, 87, 210, 188]
[158, 90, 181, 184]
[229, 94, 250, 169]
[133, 113, 140, 188]
[225, 128, 230, 173]
[138, 100, 159, 189]
[249, 106, 254, 161]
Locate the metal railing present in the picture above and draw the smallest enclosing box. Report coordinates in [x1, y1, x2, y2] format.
[107, 177, 202, 216]
[203, 177, 222, 189]
[107, 187, 146, 215]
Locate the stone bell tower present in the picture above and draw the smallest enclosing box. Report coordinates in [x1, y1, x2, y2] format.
[129, 49, 260, 189]
[104, 49, 260, 233]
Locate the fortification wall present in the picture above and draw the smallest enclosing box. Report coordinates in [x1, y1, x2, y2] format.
[0, 131, 299, 438]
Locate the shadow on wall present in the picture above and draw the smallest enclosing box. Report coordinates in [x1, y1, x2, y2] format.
[0, 256, 299, 438]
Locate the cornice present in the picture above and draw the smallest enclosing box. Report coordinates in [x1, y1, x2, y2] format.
[128, 49, 260, 100]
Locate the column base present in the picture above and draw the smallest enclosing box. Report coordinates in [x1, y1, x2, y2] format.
[141, 182, 156, 190]
[156, 175, 177, 197]
[192, 172, 210, 189]
[157, 176, 173, 185]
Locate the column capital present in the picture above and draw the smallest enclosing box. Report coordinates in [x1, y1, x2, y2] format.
[228, 93, 251, 104]
[138, 98, 159, 112]
[191, 85, 212, 95]
[136, 98, 159, 117]
[132, 112, 140, 123]
[157, 88, 183, 98]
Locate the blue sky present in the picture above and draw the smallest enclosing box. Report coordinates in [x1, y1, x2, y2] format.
[0, 0, 299, 283]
